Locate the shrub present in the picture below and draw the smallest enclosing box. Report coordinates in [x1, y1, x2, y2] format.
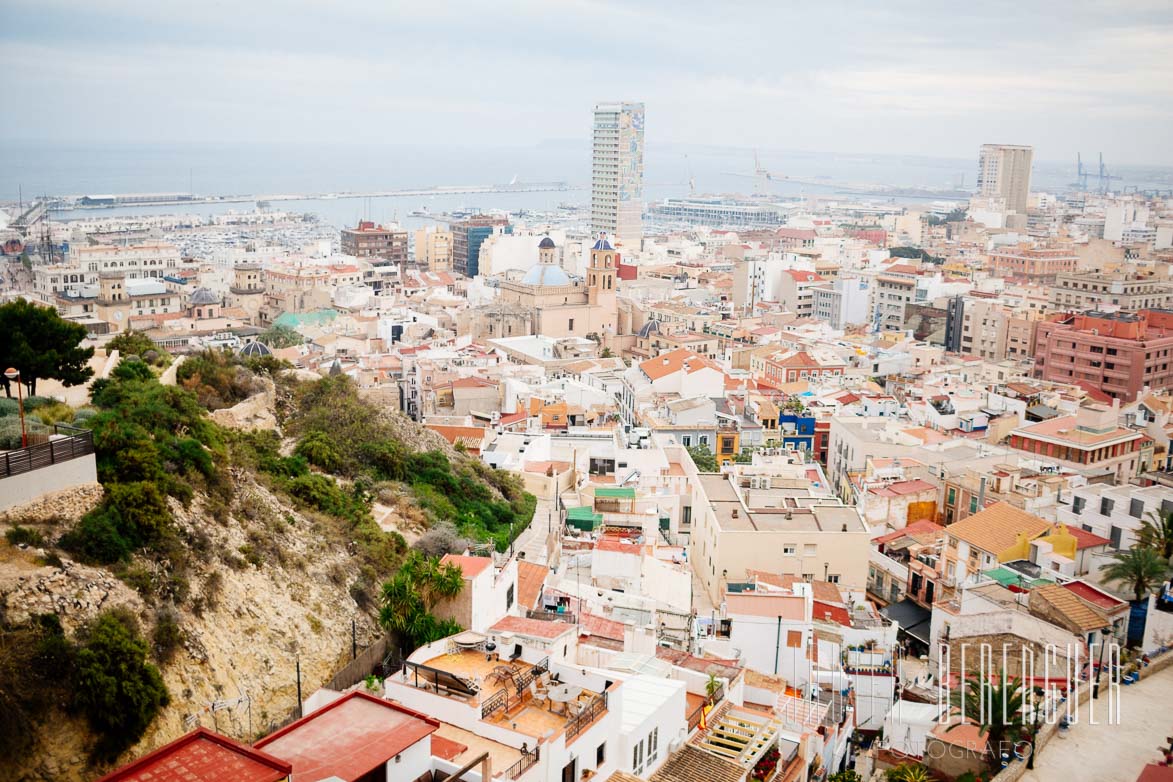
[414, 523, 471, 558]
[295, 431, 344, 473]
[71, 408, 97, 425]
[0, 398, 18, 417]
[20, 396, 56, 411]
[5, 525, 44, 547]
[73, 609, 170, 761]
[152, 607, 184, 664]
[59, 509, 133, 564]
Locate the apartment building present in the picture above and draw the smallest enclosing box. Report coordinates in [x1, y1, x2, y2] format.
[451, 215, 511, 278]
[777, 269, 825, 318]
[341, 220, 408, 264]
[1049, 272, 1173, 312]
[688, 466, 871, 604]
[1055, 482, 1173, 550]
[870, 264, 920, 331]
[986, 243, 1077, 284]
[946, 294, 1042, 361]
[414, 226, 453, 272]
[1032, 309, 1173, 401]
[1006, 402, 1147, 483]
[592, 101, 645, 248]
[976, 143, 1033, 215]
[812, 276, 870, 329]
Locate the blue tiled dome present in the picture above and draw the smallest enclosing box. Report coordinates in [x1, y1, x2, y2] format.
[522, 264, 570, 286]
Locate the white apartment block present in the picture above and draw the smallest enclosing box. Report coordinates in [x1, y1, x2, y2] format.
[977, 144, 1033, 215]
[591, 101, 644, 249]
[1054, 482, 1173, 551]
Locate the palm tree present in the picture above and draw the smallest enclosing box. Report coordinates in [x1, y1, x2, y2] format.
[885, 763, 931, 782]
[379, 551, 466, 649]
[1100, 547, 1171, 602]
[948, 671, 1026, 772]
[1139, 509, 1173, 561]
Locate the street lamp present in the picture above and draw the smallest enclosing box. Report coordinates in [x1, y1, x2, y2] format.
[4, 368, 26, 448]
[1092, 626, 1112, 699]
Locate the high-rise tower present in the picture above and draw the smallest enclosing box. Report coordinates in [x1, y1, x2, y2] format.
[977, 144, 1033, 215]
[592, 102, 645, 250]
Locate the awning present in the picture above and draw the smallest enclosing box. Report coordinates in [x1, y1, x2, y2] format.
[881, 599, 932, 645]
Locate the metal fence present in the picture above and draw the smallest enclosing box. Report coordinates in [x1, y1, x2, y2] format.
[502, 746, 540, 780]
[0, 424, 94, 479]
[565, 691, 607, 743]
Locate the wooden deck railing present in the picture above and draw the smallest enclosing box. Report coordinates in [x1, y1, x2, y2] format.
[0, 424, 94, 480]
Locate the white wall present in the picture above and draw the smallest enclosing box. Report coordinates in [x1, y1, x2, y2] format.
[0, 454, 97, 511]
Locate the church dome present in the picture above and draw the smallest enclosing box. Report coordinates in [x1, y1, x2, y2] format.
[189, 287, 220, 305]
[637, 320, 660, 338]
[521, 264, 571, 286]
[238, 340, 273, 357]
[538, 236, 556, 249]
[592, 234, 614, 251]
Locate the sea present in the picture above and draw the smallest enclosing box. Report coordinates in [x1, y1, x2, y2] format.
[4, 140, 1172, 231]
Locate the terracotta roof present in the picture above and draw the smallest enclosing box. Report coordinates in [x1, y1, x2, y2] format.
[93, 728, 291, 782]
[255, 692, 438, 782]
[595, 538, 648, 556]
[945, 501, 1051, 555]
[639, 348, 720, 381]
[606, 772, 648, 782]
[868, 478, 937, 497]
[784, 269, 825, 282]
[1032, 583, 1110, 633]
[649, 744, 745, 782]
[451, 376, 497, 389]
[515, 560, 548, 611]
[1065, 525, 1111, 550]
[872, 520, 945, 545]
[490, 615, 575, 640]
[580, 612, 626, 642]
[1014, 415, 1141, 446]
[655, 647, 742, 680]
[430, 734, 468, 761]
[440, 554, 493, 579]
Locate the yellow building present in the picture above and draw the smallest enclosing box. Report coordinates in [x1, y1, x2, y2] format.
[414, 227, 453, 272]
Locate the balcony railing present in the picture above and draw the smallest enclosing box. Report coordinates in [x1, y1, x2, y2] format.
[502, 746, 540, 780]
[687, 684, 725, 731]
[565, 692, 608, 743]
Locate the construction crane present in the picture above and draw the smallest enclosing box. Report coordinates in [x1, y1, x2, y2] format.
[1073, 153, 1121, 194]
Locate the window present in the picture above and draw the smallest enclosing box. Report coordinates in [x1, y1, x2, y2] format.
[1129, 498, 1144, 519]
[783, 544, 797, 556]
[597, 743, 606, 766]
[506, 584, 514, 609]
[969, 497, 979, 514]
[827, 574, 840, 584]
[568, 318, 575, 331]
[947, 487, 956, 505]
[682, 435, 691, 446]
[804, 544, 817, 557]
[1100, 497, 1114, 516]
[1072, 496, 1085, 515]
[647, 728, 659, 762]
[1109, 526, 1123, 549]
[633, 740, 644, 774]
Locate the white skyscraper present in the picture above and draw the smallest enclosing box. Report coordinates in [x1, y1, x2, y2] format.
[976, 143, 1033, 215]
[591, 101, 645, 249]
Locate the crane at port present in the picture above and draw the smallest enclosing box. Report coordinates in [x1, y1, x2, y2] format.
[1072, 153, 1121, 193]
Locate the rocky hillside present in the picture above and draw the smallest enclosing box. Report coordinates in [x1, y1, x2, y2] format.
[1, 476, 384, 782]
[0, 349, 534, 781]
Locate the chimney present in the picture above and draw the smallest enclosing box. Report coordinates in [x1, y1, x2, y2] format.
[978, 475, 987, 508]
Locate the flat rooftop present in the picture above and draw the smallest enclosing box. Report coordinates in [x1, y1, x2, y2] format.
[698, 474, 867, 533]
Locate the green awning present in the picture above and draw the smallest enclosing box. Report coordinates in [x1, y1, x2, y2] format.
[595, 487, 636, 499]
[566, 506, 603, 531]
[983, 568, 1021, 587]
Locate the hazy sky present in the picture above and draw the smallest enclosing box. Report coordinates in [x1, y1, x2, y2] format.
[2, 0, 1171, 164]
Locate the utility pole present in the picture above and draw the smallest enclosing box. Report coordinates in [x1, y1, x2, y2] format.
[296, 656, 303, 717]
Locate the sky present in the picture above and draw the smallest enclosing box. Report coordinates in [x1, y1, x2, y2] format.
[2, 0, 1172, 165]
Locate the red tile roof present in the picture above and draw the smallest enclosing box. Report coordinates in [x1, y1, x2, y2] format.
[490, 615, 575, 640]
[440, 553, 493, 579]
[515, 560, 549, 611]
[94, 728, 291, 782]
[580, 612, 626, 642]
[813, 600, 852, 627]
[1064, 525, 1112, 550]
[872, 519, 945, 545]
[431, 735, 468, 761]
[1062, 580, 1127, 610]
[254, 692, 438, 782]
